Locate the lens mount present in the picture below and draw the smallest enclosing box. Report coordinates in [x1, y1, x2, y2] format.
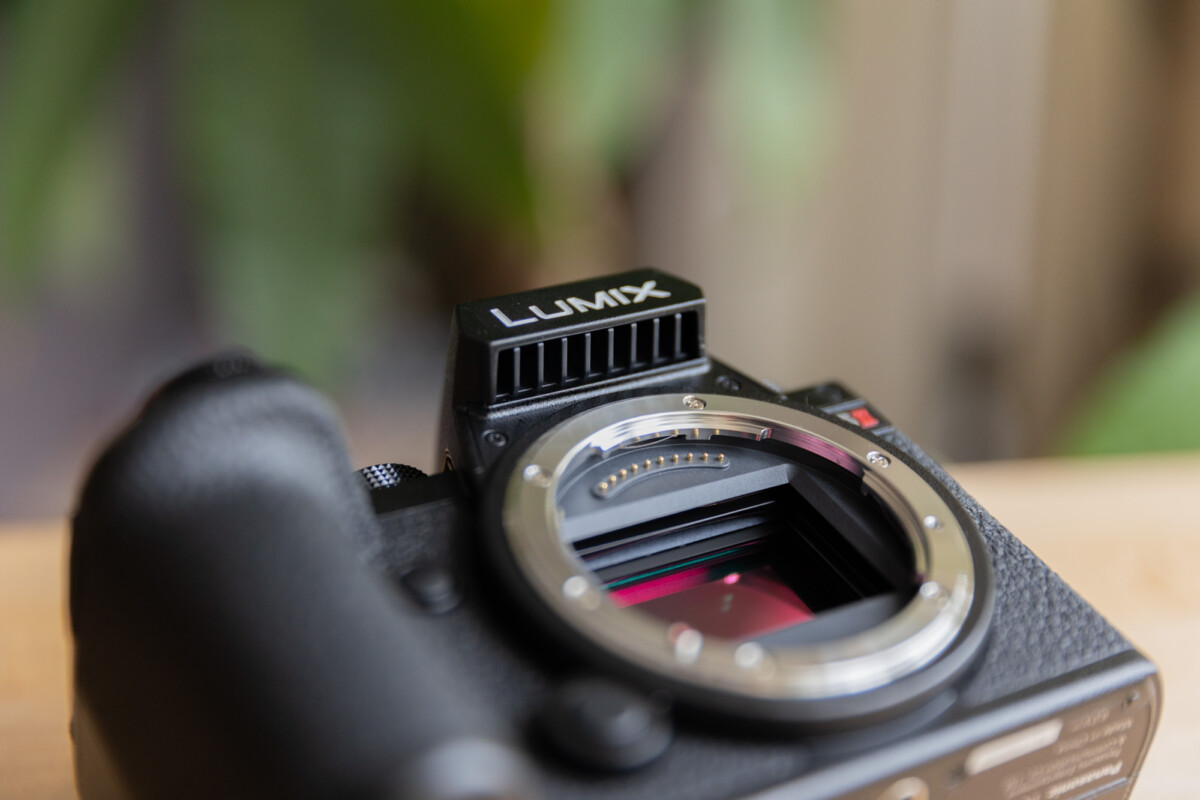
[500, 393, 990, 718]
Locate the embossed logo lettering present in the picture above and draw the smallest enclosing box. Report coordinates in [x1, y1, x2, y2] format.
[489, 280, 671, 328]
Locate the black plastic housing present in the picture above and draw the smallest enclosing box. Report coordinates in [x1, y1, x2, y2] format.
[69, 272, 1161, 800]
[444, 268, 705, 407]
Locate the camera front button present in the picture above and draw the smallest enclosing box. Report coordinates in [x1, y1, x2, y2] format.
[399, 565, 461, 614]
[539, 676, 672, 771]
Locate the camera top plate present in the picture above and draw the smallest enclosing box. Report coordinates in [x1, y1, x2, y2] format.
[499, 392, 994, 725]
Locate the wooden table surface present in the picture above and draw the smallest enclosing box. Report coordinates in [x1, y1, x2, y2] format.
[2, 455, 1197, 799]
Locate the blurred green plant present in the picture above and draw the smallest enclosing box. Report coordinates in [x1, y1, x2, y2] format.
[1062, 295, 1200, 456]
[0, 0, 829, 381]
[0, 0, 148, 285]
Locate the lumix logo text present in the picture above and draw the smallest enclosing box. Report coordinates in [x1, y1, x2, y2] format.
[489, 280, 671, 328]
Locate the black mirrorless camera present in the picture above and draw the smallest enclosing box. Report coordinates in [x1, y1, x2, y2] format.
[71, 270, 1160, 800]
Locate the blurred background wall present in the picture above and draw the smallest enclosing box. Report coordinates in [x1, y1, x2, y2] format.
[4, 0, 1200, 519]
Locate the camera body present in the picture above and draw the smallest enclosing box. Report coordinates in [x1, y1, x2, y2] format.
[71, 270, 1160, 799]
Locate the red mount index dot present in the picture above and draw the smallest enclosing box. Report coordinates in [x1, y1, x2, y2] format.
[848, 406, 880, 429]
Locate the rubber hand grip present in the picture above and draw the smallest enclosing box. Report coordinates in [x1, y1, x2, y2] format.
[70, 357, 537, 799]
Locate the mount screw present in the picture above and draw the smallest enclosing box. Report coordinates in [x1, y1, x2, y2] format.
[867, 451, 890, 468]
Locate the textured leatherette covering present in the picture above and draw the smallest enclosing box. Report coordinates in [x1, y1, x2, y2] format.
[878, 430, 1132, 708]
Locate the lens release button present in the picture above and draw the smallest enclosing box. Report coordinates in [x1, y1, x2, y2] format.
[540, 677, 672, 771]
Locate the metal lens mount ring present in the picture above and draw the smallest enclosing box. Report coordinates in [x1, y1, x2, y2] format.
[501, 394, 979, 702]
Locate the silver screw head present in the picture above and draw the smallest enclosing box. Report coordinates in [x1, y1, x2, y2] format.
[562, 575, 600, 609]
[866, 451, 890, 468]
[563, 575, 588, 599]
[671, 627, 703, 663]
[682, 395, 707, 410]
[734, 642, 765, 669]
[919, 581, 949, 606]
[523, 464, 551, 486]
[923, 515, 942, 530]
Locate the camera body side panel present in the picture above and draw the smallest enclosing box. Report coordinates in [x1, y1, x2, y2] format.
[876, 429, 1139, 711]
[750, 658, 1159, 800]
[439, 361, 1140, 714]
[70, 253, 1161, 800]
[380, 367, 1156, 799]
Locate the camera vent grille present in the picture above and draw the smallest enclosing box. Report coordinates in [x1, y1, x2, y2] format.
[492, 311, 701, 401]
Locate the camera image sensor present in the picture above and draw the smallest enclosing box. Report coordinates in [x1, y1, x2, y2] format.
[564, 440, 917, 645]
[604, 546, 816, 640]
